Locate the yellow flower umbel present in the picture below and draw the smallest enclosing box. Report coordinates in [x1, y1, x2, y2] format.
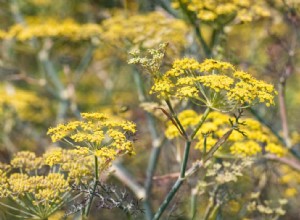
[130, 47, 277, 111]
[163, 58, 276, 110]
[0, 85, 51, 123]
[165, 110, 286, 157]
[47, 112, 136, 169]
[99, 11, 188, 59]
[0, 150, 72, 220]
[172, 0, 270, 23]
[47, 113, 136, 217]
[11, 151, 43, 172]
[43, 147, 94, 184]
[1, 17, 101, 41]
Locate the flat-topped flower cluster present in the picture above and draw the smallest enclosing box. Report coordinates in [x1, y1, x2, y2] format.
[47, 113, 136, 168]
[0, 149, 92, 219]
[0, 112, 137, 219]
[129, 44, 277, 111]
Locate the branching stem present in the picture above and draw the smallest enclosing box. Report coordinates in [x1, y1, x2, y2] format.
[152, 107, 211, 219]
[85, 156, 99, 217]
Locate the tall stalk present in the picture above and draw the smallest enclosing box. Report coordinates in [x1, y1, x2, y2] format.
[85, 156, 99, 217]
[152, 107, 211, 220]
[133, 69, 164, 220]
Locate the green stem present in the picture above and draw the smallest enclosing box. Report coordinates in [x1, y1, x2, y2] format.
[74, 45, 95, 83]
[133, 68, 147, 102]
[191, 108, 211, 139]
[153, 124, 234, 220]
[10, 0, 25, 24]
[56, 98, 69, 123]
[194, 25, 212, 57]
[0, 201, 33, 217]
[203, 134, 208, 159]
[152, 140, 191, 220]
[85, 156, 99, 217]
[180, 141, 192, 178]
[126, 211, 132, 220]
[152, 177, 184, 220]
[153, 108, 211, 219]
[190, 189, 197, 220]
[40, 57, 64, 91]
[178, 0, 211, 57]
[158, 0, 178, 17]
[203, 186, 219, 220]
[203, 200, 214, 220]
[133, 69, 162, 220]
[165, 99, 188, 139]
[207, 204, 220, 220]
[209, 27, 222, 49]
[145, 137, 166, 195]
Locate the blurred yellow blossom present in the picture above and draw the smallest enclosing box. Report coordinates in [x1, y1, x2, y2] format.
[1, 17, 101, 41]
[101, 12, 188, 51]
[165, 110, 286, 157]
[284, 188, 297, 197]
[0, 147, 96, 219]
[0, 85, 51, 123]
[172, 0, 270, 23]
[11, 151, 43, 172]
[280, 165, 300, 198]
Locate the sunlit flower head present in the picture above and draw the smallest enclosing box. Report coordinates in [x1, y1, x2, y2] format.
[47, 112, 136, 168]
[130, 46, 277, 111]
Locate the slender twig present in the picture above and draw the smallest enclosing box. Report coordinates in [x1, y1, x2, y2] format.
[39, 48, 64, 91]
[190, 188, 197, 220]
[10, 0, 25, 24]
[248, 107, 284, 143]
[152, 176, 184, 220]
[265, 154, 300, 172]
[178, 0, 211, 57]
[157, 0, 178, 17]
[153, 172, 180, 180]
[85, 156, 99, 217]
[0, 201, 35, 217]
[191, 108, 211, 139]
[74, 44, 95, 83]
[165, 99, 189, 140]
[155, 107, 186, 138]
[203, 187, 218, 220]
[204, 129, 234, 161]
[145, 138, 167, 195]
[209, 27, 222, 49]
[278, 65, 293, 148]
[110, 162, 146, 199]
[180, 141, 192, 178]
